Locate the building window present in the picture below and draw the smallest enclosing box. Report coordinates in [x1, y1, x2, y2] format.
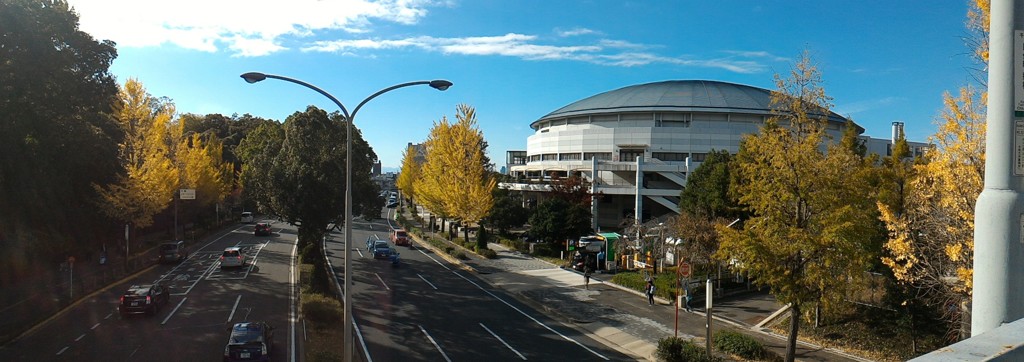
[559, 153, 582, 161]
[660, 120, 690, 127]
[584, 152, 612, 161]
[689, 153, 707, 162]
[529, 155, 541, 162]
[652, 152, 688, 162]
[619, 149, 645, 162]
[542, 153, 557, 161]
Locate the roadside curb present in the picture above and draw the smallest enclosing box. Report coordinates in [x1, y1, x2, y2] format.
[407, 232, 478, 274]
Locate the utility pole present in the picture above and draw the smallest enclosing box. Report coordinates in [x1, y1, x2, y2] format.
[972, 0, 1024, 336]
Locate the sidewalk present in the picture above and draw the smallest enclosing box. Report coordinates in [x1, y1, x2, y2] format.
[402, 212, 873, 361]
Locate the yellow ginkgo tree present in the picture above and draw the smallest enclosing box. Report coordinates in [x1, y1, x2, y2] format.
[416, 104, 495, 243]
[93, 79, 178, 232]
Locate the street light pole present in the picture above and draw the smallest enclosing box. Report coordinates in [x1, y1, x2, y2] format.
[240, 72, 451, 362]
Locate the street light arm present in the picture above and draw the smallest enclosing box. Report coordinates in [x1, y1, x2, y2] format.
[242, 72, 352, 119]
[351, 80, 452, 119]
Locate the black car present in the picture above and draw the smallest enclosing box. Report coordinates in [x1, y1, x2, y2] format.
[119, 283, 169, 316]
[224, 321, 274, 362]
[254, 222, 272, 236]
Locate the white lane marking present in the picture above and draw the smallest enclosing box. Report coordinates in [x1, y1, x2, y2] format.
[374, 273, 390, 291]
[161, 297, 188, 325]
[417, 247, 452, 271]
[356, 249, 365, 258]
[56, 346, 68, 355]
[290, 240, 298, 362]
[452, 271, 609, 360]
[354, 320, 373, 362]
[198, 256, 222, 283]
[480, 323, 527, 360]
[104, 313, 112, 320]
[90, 323, 100, 330]
[417, 274, 438, 290]
[228, 295, 242, 323]
[74, 333, 86, 342]
[419, 325, 452, 362]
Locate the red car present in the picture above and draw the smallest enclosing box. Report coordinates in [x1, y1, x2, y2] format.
[254, 222, 271, 236]
[390, 228, 410, 246]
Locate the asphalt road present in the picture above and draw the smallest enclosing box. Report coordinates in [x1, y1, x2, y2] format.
[0, 221, 299, 362]
[325, 209, 635, 362]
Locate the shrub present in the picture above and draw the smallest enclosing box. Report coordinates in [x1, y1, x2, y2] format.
[657, 337, 721, 362]
[531, 242, 557, 257]
[443, 246, 454, 255]
[479, 248, 498, 259]
[476, 226, 490, 249]
[301, 292, 342, 328]
[453, 251, 468, 260]
[714, 330, 776, 360]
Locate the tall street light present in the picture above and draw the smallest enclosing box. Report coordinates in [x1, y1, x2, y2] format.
[240, 72, 452, 361]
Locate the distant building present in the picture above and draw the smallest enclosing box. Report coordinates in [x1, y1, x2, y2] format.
[372, 160, 382, 176]
[504, 80, 928, 231]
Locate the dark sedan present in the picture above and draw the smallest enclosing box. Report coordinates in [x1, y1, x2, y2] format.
[224, 321, 274, 361]
[118, 283, 169, 316]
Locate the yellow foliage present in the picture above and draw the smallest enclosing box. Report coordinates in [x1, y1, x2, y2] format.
[415, 104, 495, 224]
[93, 79, 178, 228]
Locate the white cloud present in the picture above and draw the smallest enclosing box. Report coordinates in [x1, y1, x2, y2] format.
[836, 96, 903, 115]
[723, 50, 789, 62]
[68, 0, 437, 56]
[305, 33, 768, 73]
[556, 27, 598, 37]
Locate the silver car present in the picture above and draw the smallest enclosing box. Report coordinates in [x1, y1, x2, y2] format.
[220, 247, 245, 268]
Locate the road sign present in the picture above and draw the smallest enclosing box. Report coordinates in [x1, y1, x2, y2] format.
[179, 188, 196, 200]
[679, 262, 691, 278]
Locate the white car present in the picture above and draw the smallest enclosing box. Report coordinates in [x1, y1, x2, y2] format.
[220, 247, 245, 268]
[240, 212, 254, 223]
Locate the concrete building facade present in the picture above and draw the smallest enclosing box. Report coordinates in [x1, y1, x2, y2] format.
[504, 80, 928, 231]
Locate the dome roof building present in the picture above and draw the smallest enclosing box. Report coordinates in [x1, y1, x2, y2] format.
[504, 80, 925, 231]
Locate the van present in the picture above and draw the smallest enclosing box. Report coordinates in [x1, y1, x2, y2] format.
[159, 240, 188, 263]
[240, 212, 254, 223]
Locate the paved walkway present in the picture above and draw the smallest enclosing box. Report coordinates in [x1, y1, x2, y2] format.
[406, 219, 874, 361]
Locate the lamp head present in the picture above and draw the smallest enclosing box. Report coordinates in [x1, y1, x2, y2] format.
[429, 80, 453, 91]
[240, 72, 267, 84]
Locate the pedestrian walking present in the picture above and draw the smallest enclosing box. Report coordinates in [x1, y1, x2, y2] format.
[583, 267, 592, 290]
[684, 287, 693, 312]
[645, 280, 656, 306]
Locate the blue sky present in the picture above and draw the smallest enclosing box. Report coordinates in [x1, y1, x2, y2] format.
[68, 1, 976, 169]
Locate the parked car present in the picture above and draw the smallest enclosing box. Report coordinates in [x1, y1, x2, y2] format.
[254, 222, 272, 236]
[223, 321, 274, 362]
[158, 240, 188, 263]
[390, 228, 410, 247]
[371, 240, 392, 259]
[240, 212, 254, 223]
[220, 247, 245, 268]
[119, 283, 169, 316]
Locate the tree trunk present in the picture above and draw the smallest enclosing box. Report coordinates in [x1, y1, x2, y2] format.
[786, 302, 800, 362]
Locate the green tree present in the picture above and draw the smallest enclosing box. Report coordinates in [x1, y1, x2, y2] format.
[529, 198, 591, 246]
[484, 187, 529, 235]
[679, 150, 741, 219]
[0, 0, 121, 256]
[236, 122, 285, 215]
[716, 52, 876, 362]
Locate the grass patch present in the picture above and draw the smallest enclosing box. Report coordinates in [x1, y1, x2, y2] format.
[769, 303, 948, 361]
